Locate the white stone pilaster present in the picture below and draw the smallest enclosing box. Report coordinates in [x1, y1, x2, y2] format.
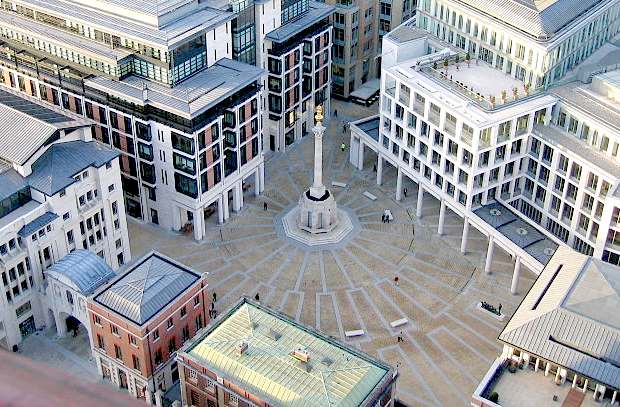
[511, 257, 521, 295]
[485, 236, 494, 274]
[438, 200, 446, 235]
[460, 217, 469, 253]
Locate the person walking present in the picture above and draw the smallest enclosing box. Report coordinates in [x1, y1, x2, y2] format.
[334, 109, 338, 118]
[212, 292, 217, 302]
[403, 188, 408, 198]
[373, 163, 377, 172]
[255, 293, 260, 302]
[263, 202, 268, 211]
[340, 142, 346, 152]
[394, 276, 399, 286]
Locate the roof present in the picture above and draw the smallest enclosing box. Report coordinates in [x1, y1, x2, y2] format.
[499, 246, 620, 389]
[93, 251, 201, 325]
[27, 140, 118, 196]
[265, 1, 334, 42]
[0, 165, 28, 201]
[181, 298, 393, 407]
[549, 80, 620, 134]
[0, 88, 92, 165]
[452, 0, 608, 40]
[17, 211, 58, 237]
[386, 25, 429, 44]
[14, 0, 234, 47]
[532, 125, 620, 178]
[46, 250, 115, 295]
[474, 201, 558, 265]
[351, 116, 380, 142]
[85, 58, 263, 118]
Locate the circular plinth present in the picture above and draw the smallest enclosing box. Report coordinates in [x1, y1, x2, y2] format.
[275, 204, 359, 250]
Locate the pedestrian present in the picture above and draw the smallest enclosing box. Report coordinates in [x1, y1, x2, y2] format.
[342, 124, 346, 133]
[212, 292, 217, 302]
[334, 109, 338, 118]
[340, 142, 346, 152]
[498, 303, 503, 314]
[403, 188, 408, 198]
[211, 301, 215, 310]
[373, 163, 377, 172]
[263, 202, 268, 211]
[394, 276, 399, 286]
[381, 214, 386, 223]
[255, 293, 260, 302]
[400, 331, 404, 342]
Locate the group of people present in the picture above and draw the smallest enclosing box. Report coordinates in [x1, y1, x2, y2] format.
[382, 209, 393, 223]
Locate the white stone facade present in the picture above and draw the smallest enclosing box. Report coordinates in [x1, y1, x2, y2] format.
[350, 24, 620, 294]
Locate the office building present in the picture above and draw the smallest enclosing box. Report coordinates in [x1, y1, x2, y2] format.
[0, 88, 130, 350]
[88, 251, 209, 405]
[472, 246, 620, 407]
[176, 297, 397, 407]
[329, 0, 416, 99]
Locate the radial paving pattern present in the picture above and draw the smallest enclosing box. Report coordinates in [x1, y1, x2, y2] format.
[129, 101, 536, 407]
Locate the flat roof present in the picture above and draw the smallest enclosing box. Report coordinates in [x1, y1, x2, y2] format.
[351, 116, 379, 142]
[474, 201, 558, 265]
[93, 251, 201, 326]
[0, 88, 92, 165]
[85, 58, 263, 119]
[181, 298, 393, 407]
[499, 246, 620, 390]
[13, 0, 234, 47]
[265, 1, 334, 42]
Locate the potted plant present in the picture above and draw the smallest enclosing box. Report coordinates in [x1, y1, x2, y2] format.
[489, 392, 499, 403]
[524, 83, 530, 95]
[465, 52, 471, 67]
[501, 89, 507, 103]
[512, 87, 519, 100]
[443, 59, 449, 74]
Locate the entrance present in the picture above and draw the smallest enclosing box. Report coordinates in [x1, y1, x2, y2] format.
[19, 316, 36, 338]
[171, 362, 179, 383]
[119, 370, 128, 389]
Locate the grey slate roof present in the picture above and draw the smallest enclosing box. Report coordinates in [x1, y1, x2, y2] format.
[85, 58, 263, 119]
[265, 1, 334, 42]
[46, 250, 115, 295]
[474, 201, 558, 265]
[27, 141, 118, 196]
[454, 0, 608, 39]
[0, 165, 28, 201]
[499, 247, 620, 390]
[17, 212, 58, 237]
[94, 252, 201, 325]
[0, 88, 92, 165]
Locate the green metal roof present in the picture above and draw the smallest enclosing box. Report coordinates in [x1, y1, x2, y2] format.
[183, 299, 391, 407]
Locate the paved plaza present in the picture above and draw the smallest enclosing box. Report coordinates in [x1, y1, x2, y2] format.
[128, 100, 537, 406]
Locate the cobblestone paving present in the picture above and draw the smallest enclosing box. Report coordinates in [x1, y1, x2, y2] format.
[129, 100, 536, 406]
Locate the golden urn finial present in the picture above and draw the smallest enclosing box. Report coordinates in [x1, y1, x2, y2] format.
[315, 105, 324, 124]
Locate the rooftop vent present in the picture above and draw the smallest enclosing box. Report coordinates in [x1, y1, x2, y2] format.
[268, 328, 281, 341]
[235, 341, 248, 356]
[291, 345, 310, 363]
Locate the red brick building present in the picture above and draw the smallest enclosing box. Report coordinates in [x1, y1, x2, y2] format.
[87, 251, 208, 405]
[176, 297, 397, 407]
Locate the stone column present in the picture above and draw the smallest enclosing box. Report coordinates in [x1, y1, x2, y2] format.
[485, 236, 494, 274]
[254, 168, 260, 197]
[217, 196, 224, 225]
[376, 155, 383, 186]
[232, 184, 241, 212]
[259, 162, 265, 193]
[534, 358, 540, 372]
[238, 181, 244, 209]
[438, 200, 446, 235]
[572, 374, 578, 388]
[310, 120, 326, 198]
[611, 390, 617, 405]
[396, 167, 403, 201]
[583, 379, 588, 393]
[193, 210, 203, 241]
[511, 257, 521, 295]
[460, 217, 469, 254]
[544, 362, 550, 377]
[416, 185, 424, 218]
[357, 140, 364, 170]
[222, 191, 230, 221]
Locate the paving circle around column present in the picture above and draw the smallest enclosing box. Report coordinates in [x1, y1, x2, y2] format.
[275, 204, 360, 251]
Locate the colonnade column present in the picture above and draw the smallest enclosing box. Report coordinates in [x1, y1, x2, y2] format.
[193, 210, 203, 241]
[376, 154, 383, 185]
[357, 140, 365, 170]
[254, 168, 260, 197]
[222, 191, 230, 221]
[217, 196, 224, 225]
[259, 162, 265, 193]
[460, 217, 469, 253]
[396, 167, 403, 201]
[511, 257, 521, 295]
[416, 185, 424, 218]
[484, 236, 494, 274]
[438, 200, 446, 235]
[611, 390, 617, 405]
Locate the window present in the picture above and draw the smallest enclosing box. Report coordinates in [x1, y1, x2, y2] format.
[66, 290, 73, 304]
[132, 355, 141, 371]
[193, 296, 200, 307]
[152, 329, 160, 341]
[171, 132, 195, 155]
[188, 368, 198, 383]
[97, 334, 105, 350]
[168, 337, 176, 353]
[154, 349, 163, 365]
[114, 344, 122, 360]
[111, 324, 119, 336]
[167, 317, 174, 329]
[180, 306, 187, 318]
[182, 325, 190, 342]
[174, 173, 198, 198]
[94, 315, 102, 326]
[129, 334, 137, 346]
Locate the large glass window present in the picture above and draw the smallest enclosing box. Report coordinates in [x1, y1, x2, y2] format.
[173, 153, 197, 175]
[172, 34, 207, 83]
[174, 173, 198, 198]
[171, 132, 195, 155]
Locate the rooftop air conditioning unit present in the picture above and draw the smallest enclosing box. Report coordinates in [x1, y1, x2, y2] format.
[292, 345, 309, 363]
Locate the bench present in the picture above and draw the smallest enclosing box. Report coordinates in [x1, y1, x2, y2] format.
[363, 191, 377, 201]
[390, 318, 408, 328]
[332, 181, 347, 188]
[345, 329, 365, 338]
